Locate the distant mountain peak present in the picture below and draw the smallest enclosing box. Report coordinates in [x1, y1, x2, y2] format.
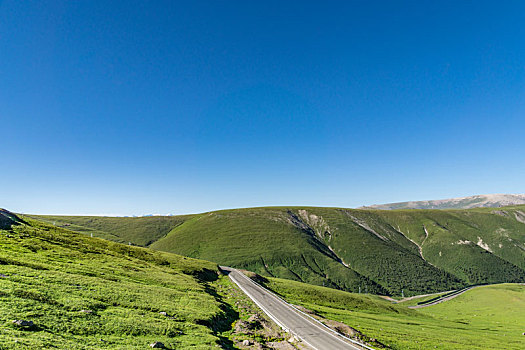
[362, 194, 525, 210]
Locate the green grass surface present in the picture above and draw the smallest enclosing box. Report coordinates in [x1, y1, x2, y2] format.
[37, 206, 525, 296]
[266, 277, 525, 349]
[150, 206, 525, 295]
[33, 214, 192, 247]
[0, 214, 239, 349]
[3, 209, 524, 349]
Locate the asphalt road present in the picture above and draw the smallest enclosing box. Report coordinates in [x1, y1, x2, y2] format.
[408, 286, 476, 309]
[222, 266, 372, 350]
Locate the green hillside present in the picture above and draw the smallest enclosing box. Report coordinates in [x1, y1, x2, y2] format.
[0, 211, 240, 349]
[34, 214, 192, 246]
[265, 276, 525, 349]
[4, 208, 525, 349]
[34, 206, 525, 296]
[150, 206, 525, 295]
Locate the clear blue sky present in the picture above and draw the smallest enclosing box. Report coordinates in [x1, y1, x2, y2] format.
[2, 0, 524, 215]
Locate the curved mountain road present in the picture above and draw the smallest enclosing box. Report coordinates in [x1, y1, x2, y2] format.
[221, 266, 373, 350]
[408, 286, 477, 309]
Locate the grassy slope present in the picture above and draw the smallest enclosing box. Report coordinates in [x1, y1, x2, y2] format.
[266, 277, 525, 350]
[4, 209, 524, 349]
[0, 214, 238, 349]
[151, 209, 388, 294]
[34, 205, 525, 296]
[33, 215, 192, 246]
[150, 206, 525, 295]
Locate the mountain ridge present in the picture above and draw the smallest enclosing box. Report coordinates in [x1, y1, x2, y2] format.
[362, 194, 525, 210]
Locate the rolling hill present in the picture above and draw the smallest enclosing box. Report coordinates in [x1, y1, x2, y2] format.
[27, 214, 193, 246]
[35, 205, 525, 297]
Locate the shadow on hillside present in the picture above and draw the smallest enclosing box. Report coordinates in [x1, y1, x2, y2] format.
[195, 281, 239, 350]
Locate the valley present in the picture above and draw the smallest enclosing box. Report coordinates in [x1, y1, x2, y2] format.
[2, 205, 524, 349]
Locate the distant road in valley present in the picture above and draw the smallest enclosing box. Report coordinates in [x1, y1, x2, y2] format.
[222, 266, 373, 350]
[408, 286, 477, 309]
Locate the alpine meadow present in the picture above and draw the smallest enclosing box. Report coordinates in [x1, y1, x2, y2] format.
[3, 1, 525, 349]
[37, 205, 525, 296]
[2, 204, 525, 349]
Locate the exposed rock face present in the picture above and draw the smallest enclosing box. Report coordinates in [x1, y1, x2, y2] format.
[515, 211, 525, 224]
[149, 341, 165, 348]
[12, 320, 34, 327]
[0, 209, 25, 229]
[297, 209, 333, 239]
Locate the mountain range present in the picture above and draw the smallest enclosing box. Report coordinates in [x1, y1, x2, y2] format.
[363, 194, 525, 210]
